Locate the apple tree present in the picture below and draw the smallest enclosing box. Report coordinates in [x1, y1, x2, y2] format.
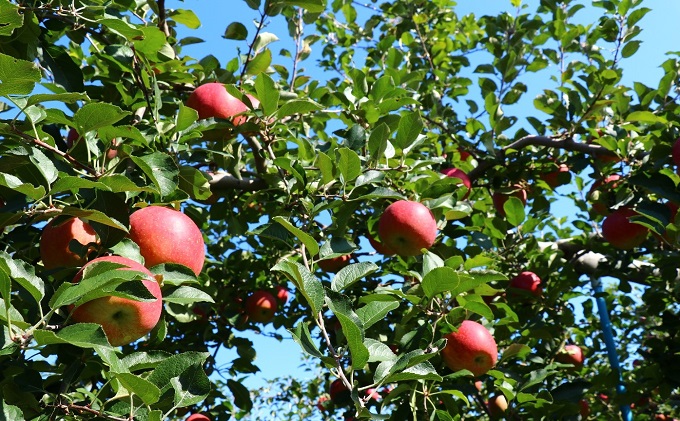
[0, 0, 679, 420]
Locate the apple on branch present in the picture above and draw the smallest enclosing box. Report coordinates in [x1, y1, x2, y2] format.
[69, 256, 163, 346]
[378, 200, 438, 257]
[508, 271, 543, 300]
[329, 379, 352, 406]
[441, 320, 498, 377]
[492, 185, 528, 217]
[40, 216, 99, 269]
[602, 207, 649, 249]
[487, 394, 508, 419]
[187, 82, 259, 125]
[187, 413, 211, 421]
[555, 344, 584, 369]
[245, 290, 277, 323]
[440, 167, 472, 199]
[317, 254, 352, 272]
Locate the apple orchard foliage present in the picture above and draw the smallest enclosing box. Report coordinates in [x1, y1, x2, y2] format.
[1, 0, 680, 419]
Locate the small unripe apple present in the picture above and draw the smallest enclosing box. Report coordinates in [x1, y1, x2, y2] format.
[508, 271, 542, 299]
[186, 82, 258, 125]
[602, 207, 649, 249]
[245, 290, 277, 323]
[318, 255, 351, 272]
[441, 320, 498, 377]
[70, 256, 163, 346]
[378, 200, 438, 256]
[40, 217, 99, 269]
[187, 414, 211, 421]
[274, 285, 289, 305]
[129, 206, 205, 275]
[441, 167, 471, 199]
[329, 379, 351, 406]
[487, 394, 508, 419]
[555, 344, 584, 369]
[492, 186, 527, 217]
[587, 174, 622, 216]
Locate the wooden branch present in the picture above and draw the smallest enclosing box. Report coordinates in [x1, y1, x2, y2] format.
[156, 0, 170, 37]
[45, 403, 129, 421]
[208, 171, 267, 192]
[243, 135, 268, 175]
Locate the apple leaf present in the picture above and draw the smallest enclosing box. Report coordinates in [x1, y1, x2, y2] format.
[272, 216, 319, 256]
[114, 372, 161, 405]
[364, 338, 397, 363]
[224, 22, 248, 40]
[50, 176, 111, 194]
[33, 323, 114, 349]
[0, 250, 44, 305]
[245, 49, 272, 76]
[178, 166, 211, 201]
[356, 300, 399, 329]
[278, 0, 325, 13]
[421, 267, 463, 298]
[289, 322, 335, 366]
[394, 111, 423, 149]
[336, 147, 361, 184]
[438, 390, 470, 407]
[120, 351, 174, 372]
[163, 286, 214, 304]
[227, 379, 253, 412]
[271, 259, 324, 316]
[149, 263, 197, 286]
[61, 206, 128, 232]
[318, 237, 357, 259]
[175, 103, 198, 132]
[168, 9, 201, 29]
[0, 1, 23, 36]
[73, 103, 129, 134]
[0, 400, 23, 420]
[275, 99, 322, 119]
[255, 72, 279, 116]
[147, 351, 209, 392]
[0, 172, 45, 200]
[504, 196, 526, 227]
[326, 290, 369, 370]
[170, 363, 211, 407]
[0, 53, 40, 96]
[331, 262, 378, 292]
[458, 294, 494, 322]
[130, 152, 180, 199]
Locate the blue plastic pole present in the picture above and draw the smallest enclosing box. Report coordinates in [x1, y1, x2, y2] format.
[590, 276, 633, 421]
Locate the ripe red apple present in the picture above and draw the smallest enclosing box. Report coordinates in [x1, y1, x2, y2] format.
[579, 399, 590, 418]
[186, 82, 259, 125]
[508, 271, 542, 299]
[441, 320, 498, 377]
[602, 207, 649, 249]
[540, 163, 571, 188]
[40, 217, 99, 269]
[378, 200, 438, 256]
[245, 290, 277, 323]
[318, 255, 351, 272]
[274, 285, 289, 305]
[365, 388, 380, 401]
[367, 233, 395, 256]
[474, 380, 483, 391]
[441, 167, 471, 199]
[70, 256, 163, 346]
[457, 148, 472, 161]
[187, 414, 211, 421]
[66, 128, 80, 148]
[487, 394, 508, 419]
[672, 138, 680, 166]
[129, 206, 205, 275]
[329, 379, 351, 406]
[492, 186, 528, 217]
[316, 395, 330, 411]
[555, 344, 584, 369]
[587, 174, 622, 216]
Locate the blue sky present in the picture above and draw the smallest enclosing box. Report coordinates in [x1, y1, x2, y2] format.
[166, 0, 680, 409]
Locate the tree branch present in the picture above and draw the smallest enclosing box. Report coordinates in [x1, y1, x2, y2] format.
[243, 135, 268, 175]
[156, 0, 170, 37]
[45, 403, 129, 421]
[239, 8, 268, 82]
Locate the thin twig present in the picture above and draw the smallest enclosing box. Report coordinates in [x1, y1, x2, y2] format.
[243, 135, 268, 175]
[45, 403, 129, 421]
[413, 20, 439, 82]
[290, 8, 304, 91]
[239, 7, 269, 82]
[156, 0, 170, 37]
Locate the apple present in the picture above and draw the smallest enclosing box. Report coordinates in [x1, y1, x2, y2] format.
[365, 388, 380, 401]
[367, 233, 395, 256]
[316, 395, 330, 411]
[602, 207, 649, 249]
[492, 185, 527, 217]
[129, 206, 205, 275]
[579, 399, 590, 418]
[318, 254, 351, 272]
[245, 290, 277, 323]
[474, 380, 483, 391]
[40, 216, 99, 269]
[540, 163, 571, 188]
[106, 138, 118, 160]
[66, 128, 80, 148]
[441, 167, 471, 199]
[555, 344, 584, 369]
[187, 414, 211, 421]
[508, 271, 542, 299]
[329, 379, 351, 406]
[587, 174, 622, 216]
[672, 138, 680, 166]
[457, 148, 472, 161]
[378, 200, 438, 256]
[274, 285, 289, 305]
[441, 320, 498, 377]
[186, 82, 259, 125]
[70, 256, 163, 346]
[487, 394, 508, 419]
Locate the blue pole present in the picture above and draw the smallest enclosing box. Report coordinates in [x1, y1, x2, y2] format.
[590, 276, 633, 421]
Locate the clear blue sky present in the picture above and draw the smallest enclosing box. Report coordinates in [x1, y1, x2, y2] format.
[166, 0, 680, 406]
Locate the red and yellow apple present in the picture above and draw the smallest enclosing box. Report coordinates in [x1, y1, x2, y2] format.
[441, 320, 498, 377]
[508, 271, 542, 299]
[70, 256, 163, 346]
[555, 344, 584, 369]
[274, 285, 289, 305]
[186, 82, 259, 125]
[378, 200, 438, 256]
[602, 207, 649, 249]
[129, 206, 205, 275]
[441, 167, 472, 199]
[316, 395, 331, 411]
[245, 290, 277, 323]
[318, 255, 351, 272]
[487, 394, 508, 419]
[40, 216, 99, 269]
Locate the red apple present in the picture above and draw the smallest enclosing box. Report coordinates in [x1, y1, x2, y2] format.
[70, 256, 163, 346]
[318, 254, 351, 272]
[106, 138, 118, 160]
[492, 186, 528, 217]
[540, 163, 571, 188]
[365, 388, 380, 401]
[129, 206, 205, 275]
[245, 290, 277, 323]
[378, 200, 438, 256]
[474, 380, 483, 391]
[187, 414, 211, 421]
[457, 148, 472, 161]
[66, 128, 80, 148]
[555, 344, 584, 369]
[487, 394, 508, 419]
[508, 271, 542, 299]
[441, 320, 498, 377]
[186, 82, 258, 125]
[40, 216, 99, 269]
[329, 379, 351, 406]
[316, 395, 330, 411]
[579, 399, 590, 418]
[587, 174, 622, 216]
[367, 233, 395, 256]
[602, 207, 649, 249]
[274, 285, 289, 305]
[672, 138, 680, 166]
[441, 167, 471, 199]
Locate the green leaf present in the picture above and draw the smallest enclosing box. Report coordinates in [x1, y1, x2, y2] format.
[171, 364, 211, 407]
[224, 22, 248, 40]
[331, 262, 379, 292]
[0, 251, 44, 305]
[326, 290, 369, 369]
[421, 267, 462, 298]
[73, 103, 130, 133]
[383, 361, 442, 383]
[149, 263, 197, 287]
[0, 53, 40, 96]
[98, 18, 144, 40]
[50, 176, 111, 194]
[147, 351, 210, 391]
[318, 237, 357, 259]
[394, 111, 423, 149]
[0, 172, 45, 200]
[254, 73, 279, 116]
[504, 196, 526, 227]
[626, 110, 667, 124]
[33, 323, 114, 349]
[459, 295, 494, 321]
[368, 123, 390, 162]
[500, 343, 532, 363]
[26, 92, 88, 107]
[163, 286, 214, 304]
[364, 338, 397, 363]
[27, 147, 58, 187]
[113, 372, 161, 405]
[336, 147, 361, 183]
[0, 1, 23, 36]
[290, 322, 335, 365]
[176, 103, 198, 132]
[227, 379, 253, 412]
[120, 350, 174, 371]
[61, 206, 128, 232]
[98, 174, 157, 193]
[245, 49, 272, 76]
[178, 166, 211, 200]
[356, 300, 399, 329]
[0, 400, 24, 420]
[130, 152, 180, 199]
[276, 99, 322, 119]
[42, 43, 84, 92]
[621, 40, 641, 58]
[271, 259, 325, 316]
[316, 151, 335, 184]
[272, 216, 319, 256]
[278, 0, 325, 13]
[169, 9, 201, 29]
